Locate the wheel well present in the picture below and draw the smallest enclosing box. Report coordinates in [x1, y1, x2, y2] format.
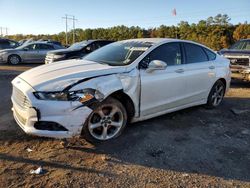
[8, 54, 21, 62]
[109, 90, 135, 122]
[218, 78, 226, 88]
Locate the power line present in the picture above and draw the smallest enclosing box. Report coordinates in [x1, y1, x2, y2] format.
[62, 14, 77, 45]
[0, 27, 8, 37]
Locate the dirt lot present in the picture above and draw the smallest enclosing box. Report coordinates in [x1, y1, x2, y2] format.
[0, 64, 250, 188]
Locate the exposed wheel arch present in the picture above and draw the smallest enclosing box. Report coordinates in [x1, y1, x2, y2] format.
[217, 78, 227, 88]
[108, 90, 135, 122]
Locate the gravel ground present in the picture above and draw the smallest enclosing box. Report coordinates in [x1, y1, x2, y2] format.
[0, 64, 250, 188]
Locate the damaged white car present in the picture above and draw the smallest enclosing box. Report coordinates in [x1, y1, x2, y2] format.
[11, 38, 231, 142]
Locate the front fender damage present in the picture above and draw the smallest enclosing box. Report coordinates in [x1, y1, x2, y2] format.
[68, 69, 140, 117]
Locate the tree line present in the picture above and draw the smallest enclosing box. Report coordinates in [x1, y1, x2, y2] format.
[7, 14, 250, 51]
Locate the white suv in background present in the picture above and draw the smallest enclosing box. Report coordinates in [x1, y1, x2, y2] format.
[11, 38, 231, 142]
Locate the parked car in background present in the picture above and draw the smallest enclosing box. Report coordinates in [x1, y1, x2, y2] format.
[11, 38, 230, 142]
[37, 39, 62, 46]
[0, 38, 19, 50]
[219, 39, 250, 81]
[18, 38, 34, 46]
[45, 39, 114, 64]
[0, 42, 64, 65]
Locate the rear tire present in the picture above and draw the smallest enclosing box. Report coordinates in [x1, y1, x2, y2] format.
[206, 80, 226, 108]
[8, 55, 21, 65]
[81, 97, 127, 143]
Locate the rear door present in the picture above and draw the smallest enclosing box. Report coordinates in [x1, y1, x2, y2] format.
[36, 44, 55, 62]
[182, 42, 216, 103]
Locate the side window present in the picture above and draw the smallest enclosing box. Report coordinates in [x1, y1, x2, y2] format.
[85, 43, 94, 53]
[184, 43, 208, 63]
[204, 48, 216, 61]
[99, 41, 110, 47]
[37, 44, 54, 50]
[9, 41, 18, 48]
[94, 42, 102, 49]
[146, 43, 182, 66]
[86, 42, 100, 53]
[26, 44, 36, 50]
[0, 41, 10, 48]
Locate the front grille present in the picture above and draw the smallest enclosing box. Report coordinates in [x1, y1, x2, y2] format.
[13, 108, 27, 125]
[228, 58, 249, 66]
[12, 86, 31, 110]
[45, 54, 54, 64]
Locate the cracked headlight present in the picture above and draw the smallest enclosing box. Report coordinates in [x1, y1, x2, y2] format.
[33, 89, 94, 102]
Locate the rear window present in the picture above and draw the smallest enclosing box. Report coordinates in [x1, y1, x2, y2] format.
[38, 44, 54, 50]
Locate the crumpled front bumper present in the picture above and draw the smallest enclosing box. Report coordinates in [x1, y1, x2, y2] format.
[11, 77, 93, 139]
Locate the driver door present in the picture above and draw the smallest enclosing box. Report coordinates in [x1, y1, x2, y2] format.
[140, 42, 187, 117]
[36, 44, 54, 63]
[23, 44, 40, 62]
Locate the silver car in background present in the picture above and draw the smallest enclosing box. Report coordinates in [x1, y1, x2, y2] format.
[0, 42, 64, 65]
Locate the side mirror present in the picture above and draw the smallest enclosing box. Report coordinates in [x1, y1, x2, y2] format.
[86, 46, 92, 53]
[146, 60, 167, 73]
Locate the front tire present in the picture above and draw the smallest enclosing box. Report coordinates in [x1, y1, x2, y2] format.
[206, 80, 226, 108]
[8, 55, 21, 65]
[82, 97, 127, 143]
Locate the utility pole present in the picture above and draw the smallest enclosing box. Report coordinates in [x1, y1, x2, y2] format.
[0, 27, 9, 37]
[5, 27, 8, 36]
[0, 27, 8, 37]
[62, 14, 77, 45]
[73, 16, 75, 43]
[62, 15, 68, 45]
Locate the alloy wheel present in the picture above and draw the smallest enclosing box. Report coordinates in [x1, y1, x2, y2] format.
[88, 104, 124, 141]
[9, 55, 20, 65]
[211, 84, 225, 106]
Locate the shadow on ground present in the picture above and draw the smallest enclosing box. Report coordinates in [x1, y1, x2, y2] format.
[1, 97, 249, 182]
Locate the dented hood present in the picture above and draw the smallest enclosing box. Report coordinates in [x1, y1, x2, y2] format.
[18, 59, 127, 91]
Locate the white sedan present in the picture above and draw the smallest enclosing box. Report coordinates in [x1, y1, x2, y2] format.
[11, 38, 231, 142]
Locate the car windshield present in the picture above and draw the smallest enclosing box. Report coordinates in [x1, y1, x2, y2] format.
[230, 40, 250, 50]
[84, 41, 152, 66]
[68, 41, 88, 50]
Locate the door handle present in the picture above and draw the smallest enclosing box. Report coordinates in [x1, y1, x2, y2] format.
[209, 66, 215, 69]
[175, 69, 184, 73]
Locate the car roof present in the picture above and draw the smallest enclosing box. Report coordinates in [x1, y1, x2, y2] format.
[83, 39, 115, 43]
[121, 38, 210, 48]
[24, 41, 54, 45]
[122, 38, 174, 44]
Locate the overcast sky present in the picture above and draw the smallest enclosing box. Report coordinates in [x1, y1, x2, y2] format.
[0, 0, 249, 35]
